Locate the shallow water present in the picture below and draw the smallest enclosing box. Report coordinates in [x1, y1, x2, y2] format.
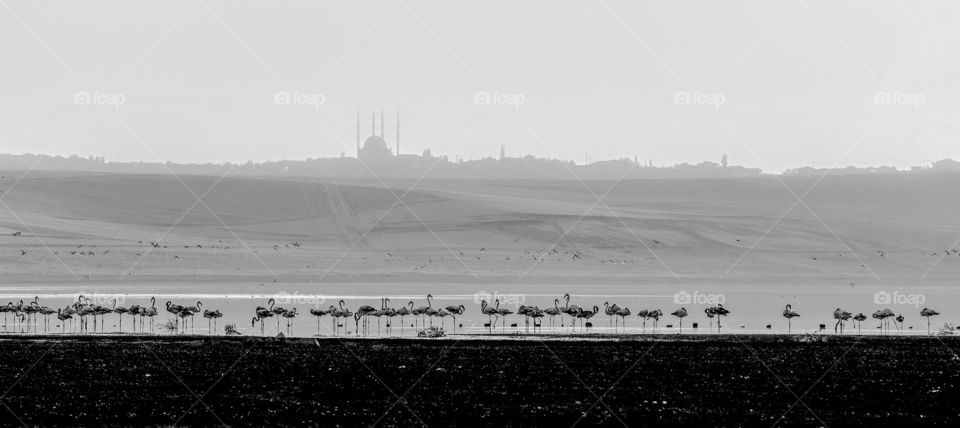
[0, 282, 953, 337]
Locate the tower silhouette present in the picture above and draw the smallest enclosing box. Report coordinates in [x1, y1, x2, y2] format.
[396, 110, 400, 155]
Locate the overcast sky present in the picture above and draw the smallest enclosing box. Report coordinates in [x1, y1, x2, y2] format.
[3, 0, 960, 171]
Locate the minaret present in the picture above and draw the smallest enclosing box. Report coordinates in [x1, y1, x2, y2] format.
[371, 110, 375, 136]
[380, 107, 384, 139]
[396, 110, 400, 156]
[356, 108, 360, 158]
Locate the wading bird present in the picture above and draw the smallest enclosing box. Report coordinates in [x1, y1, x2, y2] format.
[834, 308, 852, 335]
[281, 308, 298, 336]
[604, 302, 622, 328]
[113, 300, 129, 333]
[444, 304, 465, 332]
[395, 302, 413, 334]
[614, 306, 631, 332]
[645, 309, 663, 333]
[309, 307, 327, 335]
[712, 305, 730, 332]
[671, 307, 688, 334]
[920, 307, 940, 335]
[480, 299, 499, 333]
[782, 305, 800, 334]
[166, 301, 184, 334]
[853, 313, 867, 334]
[204, 309, 223, 334]
[496, 299, 513, 331]
[544, 300, 563, 329]
[704, 307, 715, 332]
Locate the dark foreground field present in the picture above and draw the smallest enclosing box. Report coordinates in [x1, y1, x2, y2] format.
[0, 335, 958, 427]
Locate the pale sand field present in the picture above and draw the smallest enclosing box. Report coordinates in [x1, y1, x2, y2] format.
[0, 170, 957, 288]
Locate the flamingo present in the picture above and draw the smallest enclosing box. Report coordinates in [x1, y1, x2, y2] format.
[252, 316, 265, 336]
[184, 301, 203, 333]
[530, 306, 545, 331]
[435, 308, 452, 331]
[518, 305, 535, 332]
[671, 307, 688, 334]
[614, 307, 631, 332]
[561, 294, 581, 329]
[480, 299, 499, 333]
[113, 300, 129, 333]
[166, 301, 184, 334]
[253, 306, 273, 335]
[852, 313, 867, 334]
[356, 301, 378, 335]
[704, 307, 716, 332]
[834, 308, 852, 335]
[495, 299, 513, 331]
[894, 314, 904, 334]
[604, 302, 622, 328]
[329, 300, 349, 335]
[204, 309, 223, 334]
[413, 295, 434, 330]
[920, 308, 940, 335]
[871, 310, 885, 335]
[368, 299, 388, 335]
[577, 306, 599, 331]
[144, 298, 159, 333]
[636, 309, 650, 333]
[645, 309, 663, 333]
[444, 304, 465, 332]
[57, 308, 72, 334]
[38, 306, 56, 332]
[309, 307, 327, 335]
[544, 299, 563, 329]
[395, 302, 413, 334]
[267, 298, 287, 333]
[782, 305, 800, 334]
[0, 302, 15, 332]
[712, 305, 730, 332]
[281, 308, 298, 336]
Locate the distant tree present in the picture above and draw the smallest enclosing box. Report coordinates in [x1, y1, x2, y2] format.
[423, 148, 433, 158]
[721, 153, 728, 167]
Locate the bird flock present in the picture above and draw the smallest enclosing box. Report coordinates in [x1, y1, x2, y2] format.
[0, 295, 223, 335]
[0, 294, 947, 338]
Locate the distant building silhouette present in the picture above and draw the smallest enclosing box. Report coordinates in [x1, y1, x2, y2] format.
[356, 108, 399, 162]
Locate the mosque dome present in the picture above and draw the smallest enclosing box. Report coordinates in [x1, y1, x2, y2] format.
[361, 135, 392, 159]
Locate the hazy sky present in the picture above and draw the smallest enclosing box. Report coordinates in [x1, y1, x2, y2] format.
[3, 0, 960, 171]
